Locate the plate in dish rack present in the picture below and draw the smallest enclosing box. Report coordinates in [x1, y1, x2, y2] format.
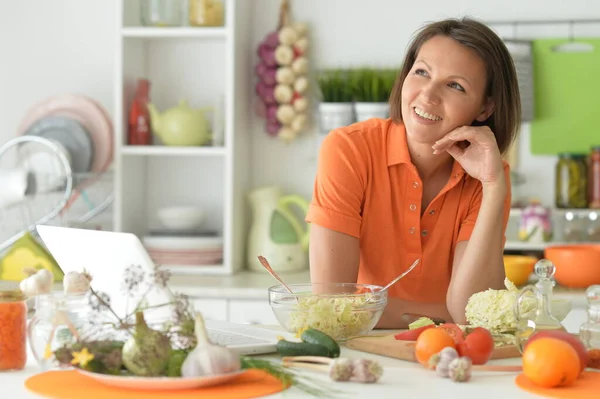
[76, 369, 247, 391]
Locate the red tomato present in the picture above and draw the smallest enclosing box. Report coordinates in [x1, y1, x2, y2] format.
[437, 323, 464, 344]
[457, 327, 495, 365]
[394, 324, 435, 341]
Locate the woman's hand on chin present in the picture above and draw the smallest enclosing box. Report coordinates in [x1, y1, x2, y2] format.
[431, 125, 504, 185]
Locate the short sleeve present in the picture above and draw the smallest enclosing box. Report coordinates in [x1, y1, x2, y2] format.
[456, 162, 512, 245]
[305, 129, 368, 238]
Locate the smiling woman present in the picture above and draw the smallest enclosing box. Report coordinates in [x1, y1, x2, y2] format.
[306, 17, 521, 328]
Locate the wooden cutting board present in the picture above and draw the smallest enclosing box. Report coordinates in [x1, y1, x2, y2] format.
[344, 333, 521, 362]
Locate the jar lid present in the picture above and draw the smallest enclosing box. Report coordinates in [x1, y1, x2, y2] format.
[0, 290, 26, 302]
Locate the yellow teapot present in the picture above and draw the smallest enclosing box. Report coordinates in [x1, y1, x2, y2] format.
[147, 100, 212, 146]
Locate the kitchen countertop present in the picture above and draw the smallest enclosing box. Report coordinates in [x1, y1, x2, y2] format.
[3, 326, 595, 399]
[167, 270, 589, 307]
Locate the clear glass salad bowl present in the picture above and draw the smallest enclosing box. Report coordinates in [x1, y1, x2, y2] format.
[268, 283, 388, 341]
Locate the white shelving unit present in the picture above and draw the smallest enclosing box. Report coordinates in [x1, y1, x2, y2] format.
[113, 0, 252, 275]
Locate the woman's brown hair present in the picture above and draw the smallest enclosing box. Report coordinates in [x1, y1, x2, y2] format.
[389, 17, 521, 154]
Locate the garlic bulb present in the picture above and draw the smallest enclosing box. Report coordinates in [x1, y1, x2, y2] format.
[276, 67, 295, 85]
[274, 45, 294, 66]
[293, 22, 308, 37]
[448, 357, 472, 382]
[276, 104, 295, 124]
[294, 37, 309, 54]
[293, 76, 308, 94]
[278, 26, 298, 46]
[291, 114, 307, 133]
[181, 312, 240, 377]
[291, 57, 309, 75]
[435, 347, 459, 377]
[20, 269, 53, 297]
[63, 271, 92, 295]
[274, 84, 293, 104]
[350, 359, 383, 383]
[278, 127, 297, 143]
[293, 97, 309, 112]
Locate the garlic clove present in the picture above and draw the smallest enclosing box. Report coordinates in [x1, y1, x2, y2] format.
[276, 67, 295, 85]
[63, 271, 92, 295]
[278, 26, 298, 46]
[274, 84, 294, 104]
[278, 127, 297, 143]
[291, 57, 309, 75]
[276, 104, 295, 124]
[292, 22, 308, 37]
[293, 97, 309, 112]
[290, 114, 307, 133]
[294, 37, 309, 54]
[274, 45, 294, 66]
[293, 76, 308, 94]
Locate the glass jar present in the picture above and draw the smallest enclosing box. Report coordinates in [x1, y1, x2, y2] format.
[579, 285, 600, 368]
[555, 153, 588, 208]
[587, 212, 600, 242]
[189, 0, 225, 27]
[27, 293, 91, 370]
[563, 211, 586, 242]
[0, 290, 27, 371]
[590, 146, 600, 209]
[140, 0, 182, 27]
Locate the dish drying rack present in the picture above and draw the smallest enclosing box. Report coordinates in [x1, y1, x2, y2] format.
[0, 136, 114, 254]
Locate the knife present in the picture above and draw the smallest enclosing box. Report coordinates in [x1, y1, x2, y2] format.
[401, 312, 446, 326]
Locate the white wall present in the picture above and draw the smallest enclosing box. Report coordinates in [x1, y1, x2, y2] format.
[1, 0, 599, 209]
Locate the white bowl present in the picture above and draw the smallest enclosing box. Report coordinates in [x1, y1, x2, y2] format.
[157, 206, 205, 231]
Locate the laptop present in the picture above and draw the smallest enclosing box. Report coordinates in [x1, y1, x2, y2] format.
[35, 225, 290, 355]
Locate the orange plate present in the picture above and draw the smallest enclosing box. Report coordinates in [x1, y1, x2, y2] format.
[25, 369, 287, 399]
[515, 371, 600, 399]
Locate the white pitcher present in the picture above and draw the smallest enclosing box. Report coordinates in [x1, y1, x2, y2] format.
[246, 186, 310, 273]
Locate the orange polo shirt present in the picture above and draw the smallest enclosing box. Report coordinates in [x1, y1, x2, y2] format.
[306, 118, 511, 303]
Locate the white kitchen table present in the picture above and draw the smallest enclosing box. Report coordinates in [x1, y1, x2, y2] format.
[0, 333, 579, 399]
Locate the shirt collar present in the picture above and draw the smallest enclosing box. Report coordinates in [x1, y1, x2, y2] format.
[386, 120, 466, 179]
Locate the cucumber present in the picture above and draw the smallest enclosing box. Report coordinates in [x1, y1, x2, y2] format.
[301, 328, 341, 358]
[276, 340, 332, 357]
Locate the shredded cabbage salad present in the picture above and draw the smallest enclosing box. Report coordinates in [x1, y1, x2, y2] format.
[287, 295, 381, 339]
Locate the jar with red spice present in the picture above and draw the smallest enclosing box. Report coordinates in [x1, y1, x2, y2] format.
[580, 285, 600, 369]
[589, 146, 600, 209]
[0, 290, 27, 371]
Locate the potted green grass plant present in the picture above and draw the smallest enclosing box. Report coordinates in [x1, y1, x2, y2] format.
[350, 68, 398, 122]
[316, 69, 355, 137]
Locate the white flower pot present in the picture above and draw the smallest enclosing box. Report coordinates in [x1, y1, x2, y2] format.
[317, 102, 355, 134]
[354, 102, 389, 122]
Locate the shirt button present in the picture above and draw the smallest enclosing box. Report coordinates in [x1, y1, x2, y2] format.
[421, 230, 428, 236]
[409, 227, 416, 234]
[409, 204, 417, 211]
[413, 182, 419, 188]
[429, 210, 435, 215]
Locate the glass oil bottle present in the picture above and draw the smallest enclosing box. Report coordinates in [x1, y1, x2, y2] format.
[514, 259, 566, 353]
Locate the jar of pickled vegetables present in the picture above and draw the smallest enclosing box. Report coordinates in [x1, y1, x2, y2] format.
[0, 290, 27, 371]
[590, 147, 600, 209]
[555, 153, 588, 208]
[189, 0, 224, 27]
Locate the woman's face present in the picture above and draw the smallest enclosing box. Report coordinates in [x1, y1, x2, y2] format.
[401, 35, 493, 145]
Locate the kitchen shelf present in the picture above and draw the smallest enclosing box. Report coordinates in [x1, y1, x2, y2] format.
[121, 27, 228, 39]
[120, 146, 226, 156]
[162, 264, 227, 275]
[504, 240, 600, 251]
[510, 207, 600, 216]
[114, 0, 252, 276]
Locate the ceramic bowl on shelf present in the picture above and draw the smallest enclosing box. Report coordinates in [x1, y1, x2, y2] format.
[268, 283, 387, 341]
[544, 244, 600, 288]
[157, 206, 205, 231]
